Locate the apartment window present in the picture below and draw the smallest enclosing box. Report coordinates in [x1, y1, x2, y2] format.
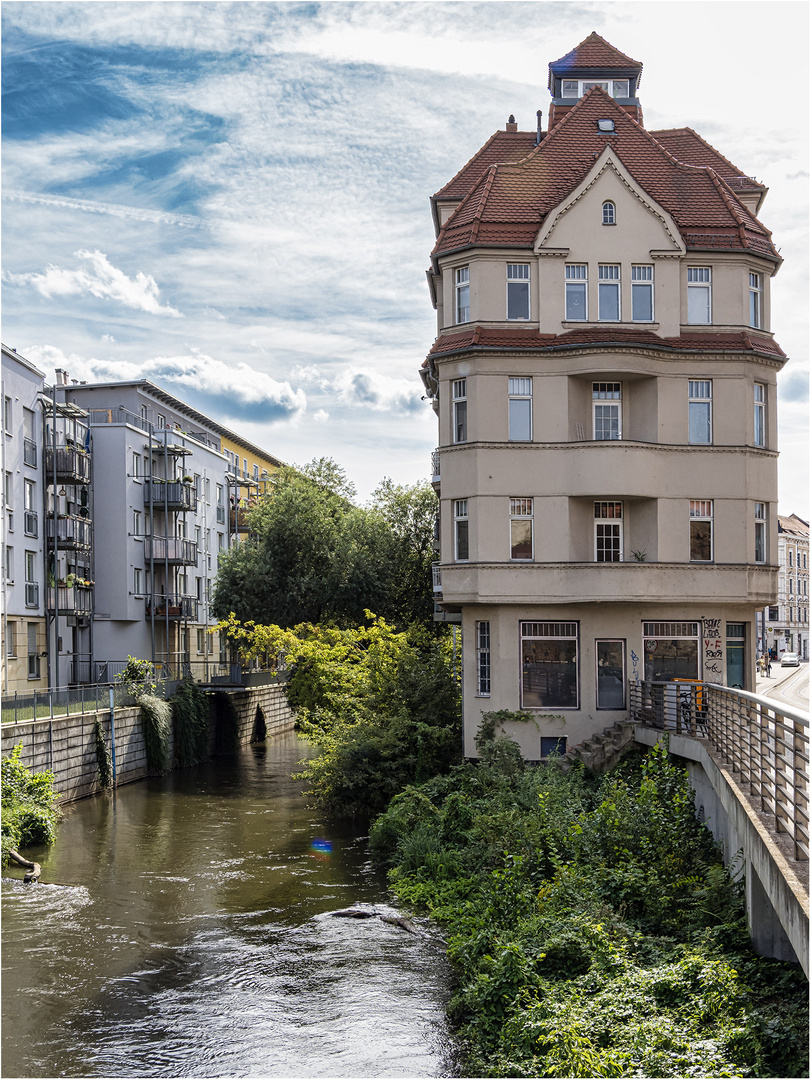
[592, 383, 621, 440]
[596, 639, 626, 709]
[631, 265, 654, 322]
[194, 473, 201, 495]
[788, 550, 793, 567]
[643, 621, 700, 681]
[565, 264, 587, 321]
[157, 413, 166, 428]
[3, 396, 12, 434]
[521, 621, 579, 709]
[25, 551, 38, 608]
[689, 500, 713, 562]
[510, 498, 533, 560]
[205, 477, 210, 502]
[454, 500, 469, 561]
[754, 383, 765, 447]
[506, 263, 530, 320]
[253, 463, 259, 480]
[508, 377, 532, 441]
[598, 265, 621, 321]
[6, 622, 15, 657]
[768, 605, 779, 622]
[594, 502, 623, 562]
[197, 628, 206, 654]
[789, 578, 793, 594]
[688, 380, 712, 444]
[687, 267, 712, 324]
[452, 379, 467, 444]
[454, 266, 470, 324]
[140, 404, 148, 423]
[132, 452, 141, 478]
[132, 510, 142, 536]
[217, 532, 225, 552]
[196, 577, 204, 601]
[726, 623, 746, 688]
[602, 201, 615, 225]
[195, 526, 201, 548]
[4, 470, 13, 508]
[749, 272, 762, 329]
[476, 621, 491, 695]
[133, 567, 143, 595]
[754, 502, 767, 564]
[5, 546, 13, 584]
[23, 408, 36, 466]
[243, 458, 248, 476]
[27, 622, 39, 679]
[23, 480, 37, 536]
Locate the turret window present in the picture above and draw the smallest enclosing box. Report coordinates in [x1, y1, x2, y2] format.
[602, 201, 616, 225]
[593, 383, 621, 440]
[454, 500, 469, 561]
[506, 263, 530, 320]
[452, 379, 467, 443]
[749, 272, 762, 328]
[561, 78, 629, 99]
[687, 267, 712, 324]
[565, 264, 587, 320]
[454, 266, 470, 324]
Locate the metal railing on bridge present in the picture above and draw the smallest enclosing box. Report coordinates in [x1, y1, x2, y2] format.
[630, 680, 809, 862]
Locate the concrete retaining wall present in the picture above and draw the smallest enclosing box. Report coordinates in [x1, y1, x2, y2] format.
[1, 683, 296, 804]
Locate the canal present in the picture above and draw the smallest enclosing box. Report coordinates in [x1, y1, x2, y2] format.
[2, 731, 458, 1077]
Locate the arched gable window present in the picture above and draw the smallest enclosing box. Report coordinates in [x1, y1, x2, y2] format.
[602, 201, 616, 225]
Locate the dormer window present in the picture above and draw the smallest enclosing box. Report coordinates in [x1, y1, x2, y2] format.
[560, 78, 630, 99]
[602, 201, 616, 225]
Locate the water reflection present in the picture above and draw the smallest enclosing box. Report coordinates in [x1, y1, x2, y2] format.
[2, 732, 457, 1078]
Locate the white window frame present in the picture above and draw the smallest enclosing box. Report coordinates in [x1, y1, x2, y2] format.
[689, 500, 713, 563]
[476, 621, 491, 696]
[631, 265, 654, 322]
[598, 264, 621, 321]
[132, 452, 141, 479]
[749, 271, 762, 329]
[454, 499, 469, 562]
[454, 266, 470, 324]
[687, 267, 712, 324]
[561, 78, 629, 99]
[510, 497, 533, 561]
[594, 501, 623, 562]
[592, 383, 622, 440]
[688, 380, 712, 445]
[132, 509, 142, 537]
[508, 377, 532, 441]
[452, 379, 467, 444]
[565, 264, 588, 321]
[602, 201, 616, 225]
[755, 502, 767, 564]
[133, 567, 143, 595]
[754, 383, 766, 447]
[506, 263, 530, 321]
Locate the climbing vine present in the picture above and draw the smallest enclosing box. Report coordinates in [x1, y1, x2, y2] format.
[171, 680, 210, 767]
[93, 715, 113, 790]
[139, 694, 172, 774]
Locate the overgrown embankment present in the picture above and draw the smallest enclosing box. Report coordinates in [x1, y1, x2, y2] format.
[1, 744, 61, 866]
[369, 735, 809, 1078]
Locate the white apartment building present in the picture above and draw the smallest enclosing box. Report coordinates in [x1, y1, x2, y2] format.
[421, 34, 785, 759]
[761, 515, 809, 661]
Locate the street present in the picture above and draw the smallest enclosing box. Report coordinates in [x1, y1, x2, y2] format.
[756, 661, 809, 715]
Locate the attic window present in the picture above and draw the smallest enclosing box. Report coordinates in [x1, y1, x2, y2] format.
[597, 119, 615, 133]
[560, 79, 631, 100]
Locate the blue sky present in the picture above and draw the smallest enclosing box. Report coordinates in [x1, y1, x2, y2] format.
[2, 1, 808, 515]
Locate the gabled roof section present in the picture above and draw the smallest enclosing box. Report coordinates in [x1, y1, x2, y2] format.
[778, 514, 809, 538]
[548, 32, 642, 81]
[433, 128, 539, 201]
[651, 127, 766, 193]
[432, 87, 779, 264]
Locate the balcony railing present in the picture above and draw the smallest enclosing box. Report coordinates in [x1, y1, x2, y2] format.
[143, 536, 198, 564]
[431, 448, 440, 483]
[47, 583, 93, 615]
[143, 479, 197, 512]
[432, 562, 442, 595]
[44, 445, 91, 483]
[47, 515, 92, 550]
[145, 594, 199, 620]
[630, 680, 809, 861]
[25, 582, 39, 608]
[24, 510, 38, 537]
[23, 438, 37, 467]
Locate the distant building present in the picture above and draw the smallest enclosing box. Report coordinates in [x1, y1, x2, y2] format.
[761, 515, 809, 661]
[1, 353, 283, 691]
[421, 34, 786, 759]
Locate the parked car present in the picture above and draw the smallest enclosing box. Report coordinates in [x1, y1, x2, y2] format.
[780, 652, 800, 667]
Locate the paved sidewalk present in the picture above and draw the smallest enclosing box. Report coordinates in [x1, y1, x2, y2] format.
[754, 658, 806, 696]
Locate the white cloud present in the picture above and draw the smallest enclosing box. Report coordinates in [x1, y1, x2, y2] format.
[101, 333, 115, 343]
[4, 250, 183, 317]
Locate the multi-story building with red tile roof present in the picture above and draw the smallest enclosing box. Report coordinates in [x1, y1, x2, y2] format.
[421, 33, 786, 760]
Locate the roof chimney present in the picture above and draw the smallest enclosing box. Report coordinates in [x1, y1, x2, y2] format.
[506, 114, 517, 133]
[55, 368, 66, 385]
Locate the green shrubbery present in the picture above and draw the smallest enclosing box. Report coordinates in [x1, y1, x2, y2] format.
[171, 679, 210, 766]
[369, 736, 808, 1078]
[1, 744, 61, 865]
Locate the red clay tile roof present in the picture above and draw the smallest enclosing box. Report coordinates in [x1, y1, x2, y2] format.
[432, 88, 778, 263]
[426, 325, 786, 361]
[548, 32, 642, 74]
[651, 128, 765, 191]
[434, 129, 540, 200]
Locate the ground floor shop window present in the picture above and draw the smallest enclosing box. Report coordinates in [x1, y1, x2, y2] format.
[596, 639, 626, 708]
[521, 621, 579, 709]
[643, 621, 699, 681]
[726, 622, 745, 688]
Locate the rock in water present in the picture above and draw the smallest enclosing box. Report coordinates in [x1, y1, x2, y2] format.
[330, 908, 377, 919]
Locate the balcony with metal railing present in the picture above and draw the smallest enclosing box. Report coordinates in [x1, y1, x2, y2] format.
[143, 536, 198, 565]
[432, 562, 442, 595]
[44, 445, 91, 483]
[145, 594, 199, 620]
[143, 479, 197, 512]
[47, 582, 93, 615]
[47, 515, 92, 550]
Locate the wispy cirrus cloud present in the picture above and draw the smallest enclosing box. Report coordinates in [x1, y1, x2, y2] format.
[3, 249, 182, 316]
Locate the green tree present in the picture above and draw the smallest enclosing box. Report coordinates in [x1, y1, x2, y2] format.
[2, 745, 61, 864]
[369, 478, 437, 628]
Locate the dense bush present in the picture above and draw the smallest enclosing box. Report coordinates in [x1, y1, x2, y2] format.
[139, 694, 172, 774]
[370, 737, 809, 1078]
[1, 743, 61, 864]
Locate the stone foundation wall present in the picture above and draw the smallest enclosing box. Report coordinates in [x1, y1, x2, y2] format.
[1, 682, 296, 804]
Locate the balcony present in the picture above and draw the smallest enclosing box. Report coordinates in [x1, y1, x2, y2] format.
[229, 507, 253, 533]
[23, 438, 37, 467]
[24, 510, 38, 537]
[143, 536, 198, 565]
[145, 594, 199, 620]
[431, 448, 441, 487]
[143, 479, 197, 512]
[44, 445, 91, 484]
[47, 583, 93, 615]
[47, 515, 92, 551]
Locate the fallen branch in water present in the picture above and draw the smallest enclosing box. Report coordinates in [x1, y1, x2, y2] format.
[328, 907, 421, 935]
[8, 850, 41, 883]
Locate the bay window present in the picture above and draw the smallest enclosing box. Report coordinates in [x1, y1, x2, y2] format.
[594, 501, 623, 562]
[598, 264, 621, 321]
[688, 380, 712, 444]
[454, 266, 470, 324]
[687, 267, 712, 324]
[508, 377, 532, 441]
[565, 264, 587, 320]
[506, 263, 530, 320]
[510, 498, 533, 559]
[631, 265, 654, 321]
[689, 500, 713, 562]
